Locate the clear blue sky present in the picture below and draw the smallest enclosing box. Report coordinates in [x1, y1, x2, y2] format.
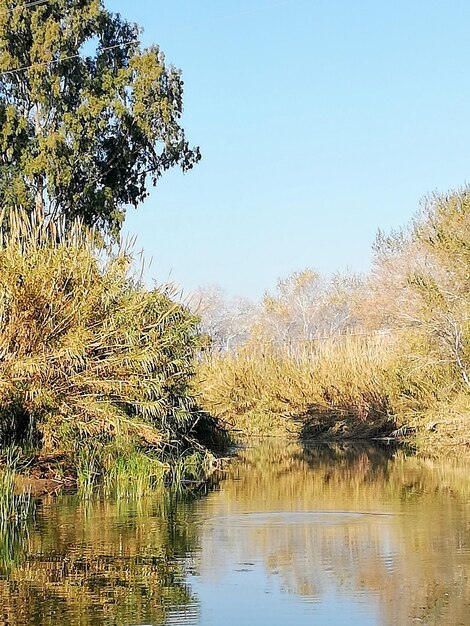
[108, 0, 470, 299]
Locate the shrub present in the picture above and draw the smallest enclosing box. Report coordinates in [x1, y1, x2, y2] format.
[0, 209, 205, 475]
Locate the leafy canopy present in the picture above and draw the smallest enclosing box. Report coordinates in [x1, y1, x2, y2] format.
[0, 0, 200, 235]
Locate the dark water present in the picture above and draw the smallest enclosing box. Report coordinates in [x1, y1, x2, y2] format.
[1, 441, 470, 625]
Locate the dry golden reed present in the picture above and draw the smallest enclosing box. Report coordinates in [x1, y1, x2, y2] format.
[0, 209, 210, 481]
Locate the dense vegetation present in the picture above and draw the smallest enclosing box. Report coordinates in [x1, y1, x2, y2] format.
[0, 0, 214, 491]
[0, 209, 218, 489]
[0, 0, 466, 502]
[195, 188, 470, 448]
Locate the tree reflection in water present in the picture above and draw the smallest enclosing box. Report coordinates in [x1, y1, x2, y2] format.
[193, 441, 470, 626]
[0, 442, 469, 626]
[0, 490, 203, 626]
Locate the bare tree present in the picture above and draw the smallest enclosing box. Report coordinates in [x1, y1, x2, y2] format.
[256, 269, 362, 349]
[191, 286, 258, 352]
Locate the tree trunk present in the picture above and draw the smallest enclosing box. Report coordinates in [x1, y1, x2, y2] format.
[34, 105, 45, 218]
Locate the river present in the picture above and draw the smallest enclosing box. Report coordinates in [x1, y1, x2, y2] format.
[0, 441, 469, 625]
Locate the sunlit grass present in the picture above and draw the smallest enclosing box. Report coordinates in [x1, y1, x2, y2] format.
[195, 333, 450, 439]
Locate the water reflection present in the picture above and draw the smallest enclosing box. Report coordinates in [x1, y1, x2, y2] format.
[0, 441, 469, 625]
[0, 491, 201, 625]
[191, 442, 470, 626]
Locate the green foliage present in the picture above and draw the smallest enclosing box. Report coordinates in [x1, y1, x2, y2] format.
[0, 209, 207, 472]
[0, 0, 200, 235]
[0, 448, 34, 572]
[75, 438, 168, 497]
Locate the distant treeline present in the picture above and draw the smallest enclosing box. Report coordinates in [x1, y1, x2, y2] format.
[195, 188, 470, 447]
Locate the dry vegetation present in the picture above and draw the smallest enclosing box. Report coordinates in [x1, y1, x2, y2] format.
[0, 209, 219, 488]
[195, 188, 470, 446]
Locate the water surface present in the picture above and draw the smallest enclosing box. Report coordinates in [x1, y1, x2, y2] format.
[1, 441, 469, 625]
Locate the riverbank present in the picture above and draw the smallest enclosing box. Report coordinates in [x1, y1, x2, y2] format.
[0, 210, 226, 493]
[2, 183, 470, 490]
[195, 340, 470, 452]
[195, 188, 470, 452]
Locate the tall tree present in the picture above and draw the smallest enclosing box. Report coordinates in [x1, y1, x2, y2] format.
[0, 0, 200, 235]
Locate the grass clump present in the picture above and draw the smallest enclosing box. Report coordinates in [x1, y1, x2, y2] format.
[196, 333, 448, 439]
[0, 448, 33, 529]
[196, 336, 401, 438]
[0, 209, 219, 487]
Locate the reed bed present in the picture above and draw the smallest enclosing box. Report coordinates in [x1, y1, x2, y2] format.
[195, 332, 446, 438]
[0, 209, 217, 487]
[0, 449, 33, 530]
[194, 189, 470, 446]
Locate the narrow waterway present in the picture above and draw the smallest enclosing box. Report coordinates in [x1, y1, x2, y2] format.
[0, 441, 469, 625]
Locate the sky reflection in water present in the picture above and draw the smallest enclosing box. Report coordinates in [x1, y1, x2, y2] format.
[0, 440, 469, 625]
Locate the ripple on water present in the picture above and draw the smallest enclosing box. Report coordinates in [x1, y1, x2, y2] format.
[206, 510, 395, 528]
